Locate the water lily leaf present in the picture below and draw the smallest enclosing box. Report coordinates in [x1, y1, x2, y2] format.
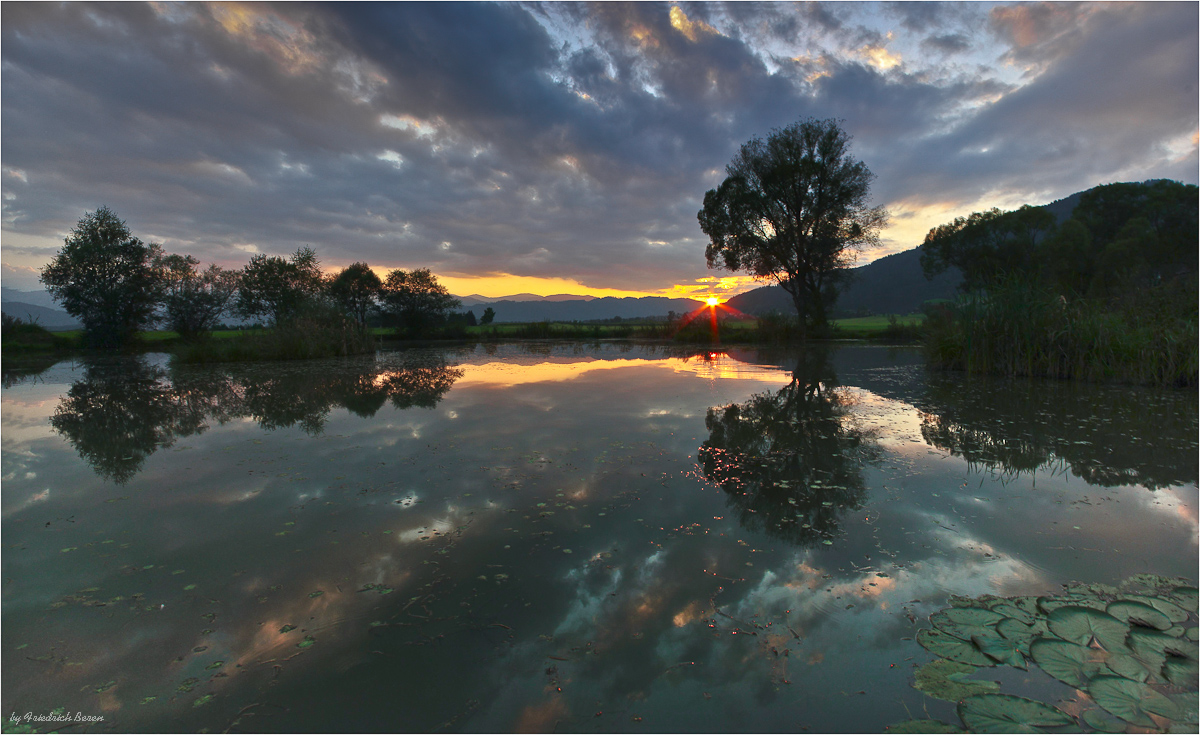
[1167, 692, 1198, 723]
[1170, 586, 1198, 613]
[918, 628, 994, 667]
[931, 608, 1004, 641]
[1003, 596, 1042, 618]
[1186, 627, 1198, 642]
[1162, 656, 1199, 689]
[989, 603, 1037, 626]
[1122, 595, 1189, 623]
[957, 693, 1074, 733]
[1038, 595, 1106, 615]
[1081, 707, 1128, 733]
[1066, 582, 1120, 597]
[1129, 628, 1198, 662]
[996, 617, 1049, 656]
[1046, 606, 1129, 651]
[1029, 638, 1106, 688]
[1105, 652, 1150, 683]
[1087, 675, 1182, 727]
[885, 720, 963, 733]
[972, 633, 1027, 669]
[1107, 600, 1171, 630]
[914, 659, 1000, 702]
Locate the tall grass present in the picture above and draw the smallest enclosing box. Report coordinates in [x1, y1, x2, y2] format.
[1, 314, 73, 353]
[925, 277, 1198, 387]
[174, 312, 375, 364]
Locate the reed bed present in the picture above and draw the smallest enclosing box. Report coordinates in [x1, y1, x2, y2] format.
[924, 278, 1198, 388]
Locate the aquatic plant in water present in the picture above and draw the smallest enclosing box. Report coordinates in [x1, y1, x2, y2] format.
[892, 574, 1199, 733]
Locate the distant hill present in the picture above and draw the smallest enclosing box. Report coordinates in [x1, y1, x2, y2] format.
[462, 296, 704, 322]
[723, 184, 1115, 318]
[725, 247, 963, 317]
[1, 287, 60, 309]
[1, 301, 82, 330]
[457, 292, 597, 306]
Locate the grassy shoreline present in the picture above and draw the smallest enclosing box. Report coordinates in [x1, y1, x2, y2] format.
[1, 313, 927, 359]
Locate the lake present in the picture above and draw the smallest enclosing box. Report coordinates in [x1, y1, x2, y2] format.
[2, 343, 1196, 732]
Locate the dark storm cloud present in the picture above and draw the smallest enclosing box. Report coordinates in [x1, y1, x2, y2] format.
[921, 33, 971, 55]
[1, 2, 1196, 290]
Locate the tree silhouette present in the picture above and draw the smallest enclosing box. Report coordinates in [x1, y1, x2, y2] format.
[236, 247, 324, 326]
[40, 207, 165, 347]
[379, 268, 460, 335]
[329, 262, 382, 328]
[699, 119, 887, 338]
[159, 254, 238, 340]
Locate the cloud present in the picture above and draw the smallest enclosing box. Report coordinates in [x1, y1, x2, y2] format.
[1, 2, 1195, 289]
[921, 33, 970, 55]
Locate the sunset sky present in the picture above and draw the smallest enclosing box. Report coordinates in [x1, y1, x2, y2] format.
[2, 2, 1196, 299]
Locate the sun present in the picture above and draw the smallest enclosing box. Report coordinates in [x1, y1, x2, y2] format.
[705, 296, 721, 306]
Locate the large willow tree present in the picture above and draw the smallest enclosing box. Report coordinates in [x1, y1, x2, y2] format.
[698, 119, 887, 337]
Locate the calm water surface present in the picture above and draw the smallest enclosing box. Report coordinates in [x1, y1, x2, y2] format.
[2, 343, 1196, 732]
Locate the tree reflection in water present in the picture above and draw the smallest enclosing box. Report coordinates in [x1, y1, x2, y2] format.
[917, 373, 1198, 490]
[51, 353, 464, 482]
[698, 347, 878, 546]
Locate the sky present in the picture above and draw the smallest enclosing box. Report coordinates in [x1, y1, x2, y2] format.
[2, 2, 1196, 299]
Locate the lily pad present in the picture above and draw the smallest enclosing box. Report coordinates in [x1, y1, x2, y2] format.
[1162, 655, 1199, 689]
[1105, 652, 1151, 683]
[931, 608, 1005, 641]
[957, 693, 1074, 733]
[1122, 595, 1189, 624]
[1170, 586, 1198, 613]
[1029, 638, 1106, 688]
[1167, 691, 1198, 723]
[914, 659, 1001, 702]
[1081, 707, 1129, 733]
[1107, 600, 1171, 630]
[1038, 594, 1106, 615]
[989, 602, 1037, 626]
[995, 617, 1046, 656]
[972, 633, 1027, 669]
[918, 628, 995, 667]
[1129, 627, 1198, 662]
[1186, 627, 1198, 642]
[1087, 674, 1182, 727]
[1046, 606, 1129, 651]
[1000, 596, 1042, 619]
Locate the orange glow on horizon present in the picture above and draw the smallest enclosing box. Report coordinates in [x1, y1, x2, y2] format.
[316, 268, 767, 301]
[705, 296, 721, 306]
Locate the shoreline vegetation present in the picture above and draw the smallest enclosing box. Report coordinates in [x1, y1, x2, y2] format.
[919, 180, 1198, 390]
[13, 175, 1197, 390]
[1, 311, 927, 363]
